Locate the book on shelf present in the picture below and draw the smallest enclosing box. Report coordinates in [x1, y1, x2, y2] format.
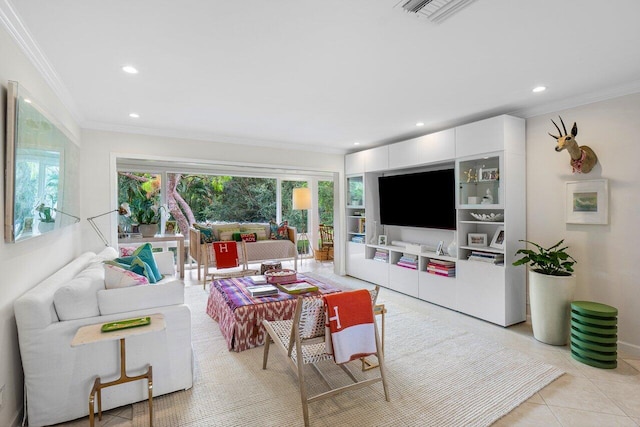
[397, 261, 418, 269]
[247, 284, 279, 297]
[357, 217, 366, 234]
[351, 235, 365, 243]
[427, 262, 455, 271]
[428, 258, 455, 267]
[426, 267, 456, 277]
[468, 252, 504, 264]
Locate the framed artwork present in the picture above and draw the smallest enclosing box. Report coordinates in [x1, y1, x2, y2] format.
[435, 240, 444, 255]
[490, 226, 505, 249]
[566, 179, 609, 224]
[468, 233, 488, 247]
[479, 167, 499, 181]
[378, 235, 387, 246]
[165, 220, 177, 234]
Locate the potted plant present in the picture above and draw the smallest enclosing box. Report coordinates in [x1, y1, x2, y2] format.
[513, 239, 577, 345]
[35, 202, 56, 233]
[130, 199, 164, 237]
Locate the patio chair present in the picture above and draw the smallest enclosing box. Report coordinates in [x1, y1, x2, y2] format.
[262, 286, 389, 426]
[204, 240, 259, 290]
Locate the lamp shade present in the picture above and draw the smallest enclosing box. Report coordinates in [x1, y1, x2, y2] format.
[292, 187, 311, 210]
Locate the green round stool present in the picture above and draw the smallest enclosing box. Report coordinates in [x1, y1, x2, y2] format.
[570, 301, 618, 369]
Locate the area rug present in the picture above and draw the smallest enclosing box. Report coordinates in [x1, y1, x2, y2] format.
[133, 276, 564, 427]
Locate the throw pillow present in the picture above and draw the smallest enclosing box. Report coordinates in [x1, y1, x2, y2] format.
[240, 227, 268, 240]
[269, 220, 278, 240]
[119, 246, 137, 257]
[275, 220, 289, 240]
[194, 223, 216, 243]
[132, 243, 162, 282]
[219, 228, 241, 241]
[104, 264, 149, 289]
[240, 232, 257, 243]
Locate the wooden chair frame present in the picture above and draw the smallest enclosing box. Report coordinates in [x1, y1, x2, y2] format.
[262, 286, 389, 426]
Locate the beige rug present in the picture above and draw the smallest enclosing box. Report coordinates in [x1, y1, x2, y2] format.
[134, 275, 564, 427]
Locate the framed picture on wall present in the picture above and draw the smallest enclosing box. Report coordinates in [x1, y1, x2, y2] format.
[566, 179, 609, 224]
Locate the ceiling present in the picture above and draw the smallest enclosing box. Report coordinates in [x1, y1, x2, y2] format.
[4, 0, 640, 154]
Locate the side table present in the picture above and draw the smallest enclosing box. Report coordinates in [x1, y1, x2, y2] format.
[71, 313, 166, 427]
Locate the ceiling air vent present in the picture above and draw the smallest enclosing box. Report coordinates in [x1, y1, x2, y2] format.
[396, 0, 476, 23]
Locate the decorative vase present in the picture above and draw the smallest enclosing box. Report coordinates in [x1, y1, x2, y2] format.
[139, 223, 158, 237]
[529, 270, 577, 345]
[38, 221, 55, 234]
[447, 232, 458, 258]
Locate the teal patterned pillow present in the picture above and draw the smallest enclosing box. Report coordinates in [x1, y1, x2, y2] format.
[194, 223, 216, 243]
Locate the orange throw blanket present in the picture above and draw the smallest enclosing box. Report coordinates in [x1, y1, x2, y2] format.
[213, 242, 239, 268]
[323, 289, 376, 364]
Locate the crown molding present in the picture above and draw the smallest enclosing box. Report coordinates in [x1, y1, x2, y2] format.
[0, 0, 83, 123]
[81, 120, 348, 156]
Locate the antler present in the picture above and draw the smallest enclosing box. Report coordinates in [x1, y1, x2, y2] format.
[548, 115, 568, 140]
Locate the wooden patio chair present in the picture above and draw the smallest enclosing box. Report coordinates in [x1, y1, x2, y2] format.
[204, 240, 259, 290]
[318, 224, 334, 260]
[262, 286, 389, 426]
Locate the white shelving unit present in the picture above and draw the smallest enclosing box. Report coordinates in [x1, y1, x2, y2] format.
[344, 114, 526, 327]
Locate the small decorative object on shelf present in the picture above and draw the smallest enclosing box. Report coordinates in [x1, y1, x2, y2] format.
[463, 168, 477, 182]
[447, 231, 458, 257]
[378, 235, 387, 246]
[469, 212, 504, 222]
[479, 167, 499, 181]
[481, 188, 494, 204]
[468, 233, 488, 247]
[490, 226, 505, 250]
[435, 240, 444, 256]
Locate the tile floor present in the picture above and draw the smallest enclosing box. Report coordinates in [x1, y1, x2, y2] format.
[53, 259, 640, 427]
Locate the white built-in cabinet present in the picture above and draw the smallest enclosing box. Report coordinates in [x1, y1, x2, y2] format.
[345, 115, 526, 327]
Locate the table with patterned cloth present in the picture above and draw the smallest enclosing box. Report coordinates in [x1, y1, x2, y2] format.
[206, 274, 342, 352]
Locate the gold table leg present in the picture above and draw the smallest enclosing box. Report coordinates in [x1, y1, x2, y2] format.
[89, 338, 154, 427]
[362, 304, 386, 371]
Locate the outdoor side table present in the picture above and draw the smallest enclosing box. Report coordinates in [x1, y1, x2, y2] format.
[71, 313, 166, 426]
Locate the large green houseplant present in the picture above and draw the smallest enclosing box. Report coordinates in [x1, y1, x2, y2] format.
[513, 239, 577, 345]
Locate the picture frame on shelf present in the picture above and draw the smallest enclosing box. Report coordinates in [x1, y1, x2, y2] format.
[435, 240, 444, 255]
[479, 167, 499, 181]
[565, 179, 609, 224]
[377, 235, 387, 246]
[490, 226, 505, 249]
[468, 233, 488, 247]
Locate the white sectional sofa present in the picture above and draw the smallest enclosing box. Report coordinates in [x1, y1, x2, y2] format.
[14, 247, 193, 427]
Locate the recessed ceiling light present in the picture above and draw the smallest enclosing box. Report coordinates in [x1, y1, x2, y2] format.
[122, 65, 139, 74]
[129, 113, 140, 118]
[416, 122, 425, 127]
[532, 86, 546, 93]
[354, 142, 360, 146]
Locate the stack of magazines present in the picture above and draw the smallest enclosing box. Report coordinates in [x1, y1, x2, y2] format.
[468, 250, 504, 265]
[397, 253, 418, 269]
[427, 259, 456, 277]
[373, 248, 389, 262]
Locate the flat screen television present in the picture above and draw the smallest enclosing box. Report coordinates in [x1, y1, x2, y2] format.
[378, 169, 456, 229]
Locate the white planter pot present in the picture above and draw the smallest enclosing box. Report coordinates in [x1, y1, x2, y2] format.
[529, 270, 576, 345]
[139, 223, 158, 237]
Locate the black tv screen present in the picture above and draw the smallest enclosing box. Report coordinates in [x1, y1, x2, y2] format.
[378, 169, 456, 229]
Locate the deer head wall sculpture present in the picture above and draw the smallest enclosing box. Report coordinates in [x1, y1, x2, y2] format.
[549, 116, 598, 173]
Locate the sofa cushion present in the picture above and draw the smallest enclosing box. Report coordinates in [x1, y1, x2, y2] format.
[240, 226, 268, 240]
[194, 223, 216, 243]
[274, 220, 289, 240]
[53, 275, 105, 321]
[115, 243, 163, 283]
[154, 251, 176, 276]
[97, 280, 185, 315]
[219, 228, 241, 241]
[232, 232, 257, 242]
[104, 264, 149, 289]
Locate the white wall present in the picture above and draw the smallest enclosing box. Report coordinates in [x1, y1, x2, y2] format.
[526, 92, 640, 355]
[0, 27, 83, 427]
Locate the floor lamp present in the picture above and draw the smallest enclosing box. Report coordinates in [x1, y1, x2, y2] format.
[292, 187, 311, 260]
[87, 203, 131, 247]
